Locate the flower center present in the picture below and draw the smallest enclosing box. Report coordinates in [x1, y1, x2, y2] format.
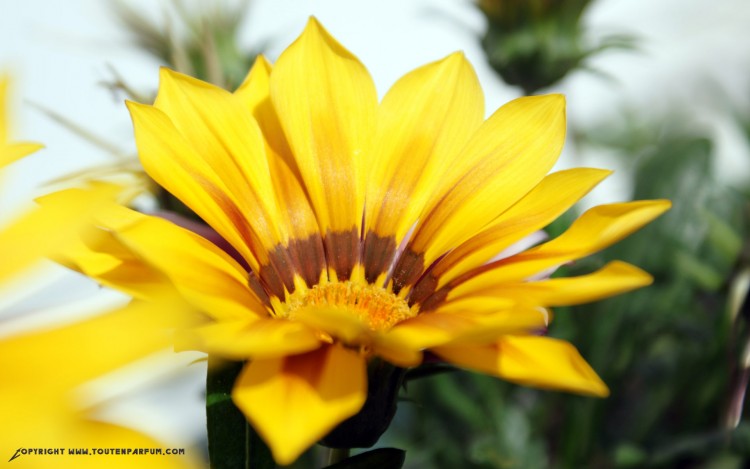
[284, 281, 416, 331]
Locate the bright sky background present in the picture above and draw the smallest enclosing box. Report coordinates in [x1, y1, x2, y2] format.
[1, 0, 749, 449]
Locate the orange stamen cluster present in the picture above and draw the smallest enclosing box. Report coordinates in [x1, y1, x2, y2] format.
[285, 281, 416, 331]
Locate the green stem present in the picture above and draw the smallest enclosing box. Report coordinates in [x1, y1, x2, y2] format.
[327, 448, 350, 465]
[206, 359, 245, 469]
[206, 358, 274, 469]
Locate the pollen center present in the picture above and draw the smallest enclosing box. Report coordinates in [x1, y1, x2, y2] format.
[284, 281, 416, 332]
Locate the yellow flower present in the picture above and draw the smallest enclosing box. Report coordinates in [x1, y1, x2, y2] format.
[0, 76, 195, 468]
[52, 19, 669, 464]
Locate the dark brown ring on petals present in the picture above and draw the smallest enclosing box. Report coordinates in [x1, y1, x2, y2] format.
[363, 232, 397, 284]
[324, 227, 359, 281]
[390, 249, 425, 295]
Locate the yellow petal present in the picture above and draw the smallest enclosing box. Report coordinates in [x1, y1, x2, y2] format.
[370, 332, 424, 368]
[464, 261, 653, 307]
[175, 318, 321, 360]
[430, 168, 611, 289]
[153, 68, 284, 248]
[287, 305, 423, 367]
[0, 183, 121, 283]
[363, 52, 484, 282]
[1, 141, 43, 168]
[233, 344, 367, 465]
[393, 94, 567, 291]
[237, 56, 327, 287]
[38, 189, 173, 300]
[127, 100, 260, 270]
[235, 55, 273, 109]
[270, 18, 377, 237]
[115, 215, 267, 321]
[387, 308, 547, 350]
[432, 336, 609, 397]
[0, 75, 43, 166]
[292, 305, 370, 343]
[450, 200, 671, 296]
[0, 300, 184, 392]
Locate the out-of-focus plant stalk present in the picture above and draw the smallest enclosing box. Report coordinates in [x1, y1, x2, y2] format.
[112, 0, 257, 90]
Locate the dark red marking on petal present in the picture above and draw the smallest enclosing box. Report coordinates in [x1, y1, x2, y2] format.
[247, 271, 272, 308]
[363, 231, 397, 284]
[259, 253, 293, 299]
[287, 234, 327, 288]
[408, 271, 439, 307]
[414, 256, 515, 310]
[254, 234, 328, 299]
[417, 285, 450, 312]
[390, 249, 425, 295]
[324, 227, 360, 281]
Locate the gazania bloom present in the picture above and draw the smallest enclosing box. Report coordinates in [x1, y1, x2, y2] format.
[52, 19, 669, 464]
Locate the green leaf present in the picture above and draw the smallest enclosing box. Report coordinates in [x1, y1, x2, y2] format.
[206, 357, 274, 469]
[323, 448, 406, 469]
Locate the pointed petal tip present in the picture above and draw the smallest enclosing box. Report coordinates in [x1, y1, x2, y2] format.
[532, 93, 566, 111]
[255, 54, 272, 69]
[631, 199, 673, 220]
[655, 199, 673, 211]
[607, 260, 654, 285]
[590, 380, 610, 398]
[438, 50, 474, 72]
[545, 93, 566, 111]
[157, 67, 193, 88]
[157, 66, 174, 84]
[506, 93, 566, 119]
[124, 99, 144, 114]
[303, 16, 327, 38]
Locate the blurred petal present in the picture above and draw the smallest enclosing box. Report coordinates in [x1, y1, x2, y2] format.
[1, 141, 43, 167]
[176, 318, 321, 360]
[0, 76, 43, 166]
[0, 300, 183, 391]
[0, 183, 121, 282]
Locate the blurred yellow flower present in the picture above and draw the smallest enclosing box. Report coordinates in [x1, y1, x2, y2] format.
[0, 301, 196, 469]
[0, 76, 195, 468]
[52, 19, 669, 464]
